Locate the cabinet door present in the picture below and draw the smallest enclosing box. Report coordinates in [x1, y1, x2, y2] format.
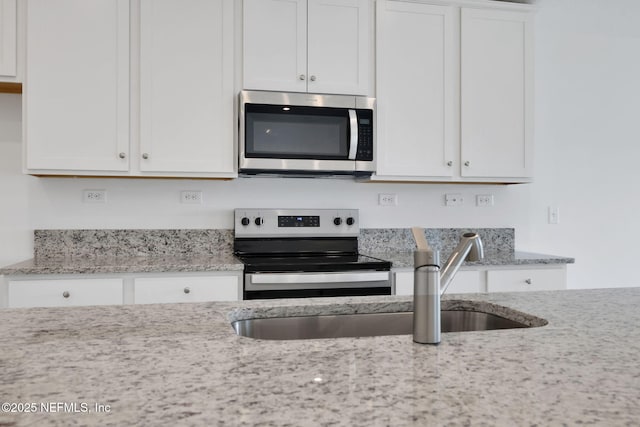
[8, 278, 123, 308]
[0, 0, 17, 79]
[376, 1, 455, 178]
[243, 0, 307, 92]
[460, 8, 533, 178]
[25, 0, 129, 172]
[139, 0, 235, 176]
[487, 268, 566, 293]
[307, 0, 370, 95]
[134, 275, 240, 304]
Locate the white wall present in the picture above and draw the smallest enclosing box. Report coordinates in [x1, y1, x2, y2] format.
[525, 0, 640, 288]
[2, 0, 639, 290]
[0, 93, 31, 266]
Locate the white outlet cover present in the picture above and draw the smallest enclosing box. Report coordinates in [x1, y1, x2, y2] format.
[378, 193, 397, 206]
[476, 194, 494, 207]
[82, 189, 107, 203]
[181, 190, 203, 204]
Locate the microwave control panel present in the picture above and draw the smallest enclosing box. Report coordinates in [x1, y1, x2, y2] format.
[356, 110, 374, 161]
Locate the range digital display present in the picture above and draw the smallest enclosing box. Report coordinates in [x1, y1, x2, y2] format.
[278, 215, 320, 227]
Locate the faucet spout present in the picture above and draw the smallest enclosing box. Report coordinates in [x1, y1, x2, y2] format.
[440, 233, 484, 295]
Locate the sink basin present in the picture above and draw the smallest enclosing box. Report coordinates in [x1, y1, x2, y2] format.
[232, 309, 540, 340]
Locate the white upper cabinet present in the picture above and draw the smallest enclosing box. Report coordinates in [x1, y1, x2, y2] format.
[25, 0, 130, 172]
[243, 0, 306, 93]
[243, 0, 371, 95]
[139, 0, 235, 176]
[460, 7, 533, 179]
[24, 0, 236, 178]
[0, 0, 18, 81]
[374, 0, 534, 183]
[376, 1, 455, 178]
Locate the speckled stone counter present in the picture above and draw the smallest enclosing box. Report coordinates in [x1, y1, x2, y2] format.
[0, 253, 244, 275]
[369, 249, 575, 269]
[1, 288, 639, 426]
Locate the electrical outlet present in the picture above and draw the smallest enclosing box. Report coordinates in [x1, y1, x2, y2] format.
[476, 194, 494, 207]
[548, 206, 560, 224]
[181, 190, 203, 204]
[445, 193, 463, 206]
[83, 189, 106, 203]
[378, 193, 397, 206]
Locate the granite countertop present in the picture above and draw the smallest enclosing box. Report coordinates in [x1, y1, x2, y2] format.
[0, 251, 574, 276]
[1, 288, 639, 426]
[0, 253, 244, 275]
[368, 249, 575, 269]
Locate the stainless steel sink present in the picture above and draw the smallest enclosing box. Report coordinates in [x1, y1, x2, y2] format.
[232, 309, 539, 340]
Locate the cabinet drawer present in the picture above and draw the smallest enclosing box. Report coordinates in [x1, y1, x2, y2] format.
[8, 278, 124, 308]
[394, 271, 413, 296]
[134, 275, 240, 304]
[487, 268, 566, 293]
[394, 269, 482, 295]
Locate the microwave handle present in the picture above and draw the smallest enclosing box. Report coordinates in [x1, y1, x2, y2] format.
[348, 109, 358, 160]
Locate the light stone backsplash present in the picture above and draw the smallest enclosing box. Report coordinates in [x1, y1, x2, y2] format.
[34, 229, 235, 258]
[33, 228, 514, 259]
[358, 228, 514, 254]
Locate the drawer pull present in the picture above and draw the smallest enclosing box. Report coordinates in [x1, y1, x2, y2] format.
[525, 278, 532, 285]
[183, 287, 191, 294]
[62, 291, 70, 298]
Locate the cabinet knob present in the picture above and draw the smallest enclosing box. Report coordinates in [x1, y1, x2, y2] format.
[447, 161, 453, 167]
[119, 152, 126, 159]
[310, 75, 316, 82]
[62, 291, 70, 298]
[525, 278, 532, 285]
[183, 287, 191, 294]
[299, 74, 306, 81]
[464, 161, 470, 167]
[142, 153, 149, 160]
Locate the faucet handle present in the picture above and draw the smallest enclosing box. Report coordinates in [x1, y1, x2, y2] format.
[412, 227, 440, 267]
[411, 227, 431, 251]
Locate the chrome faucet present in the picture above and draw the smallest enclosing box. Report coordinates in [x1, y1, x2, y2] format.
[412, 230, 484, 345]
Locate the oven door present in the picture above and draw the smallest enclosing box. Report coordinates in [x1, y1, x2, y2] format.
[244, 270, 391, 300]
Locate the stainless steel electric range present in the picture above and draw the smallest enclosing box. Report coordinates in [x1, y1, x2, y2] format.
[234, 209, 392, 300]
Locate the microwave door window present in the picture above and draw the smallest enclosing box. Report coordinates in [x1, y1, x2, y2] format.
[246, 113, 349, 159]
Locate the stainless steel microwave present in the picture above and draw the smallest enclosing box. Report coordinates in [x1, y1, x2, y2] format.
[239, 90, 375, 177]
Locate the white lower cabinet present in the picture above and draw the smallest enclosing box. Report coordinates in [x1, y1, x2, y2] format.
[395, 269, 482, 295]
[394, 265, 566, 296]
[487, 268, 566, 293]
[2, 272, 242, 308]
[134, 275, 240, 304]
[8, 278, 124, 308]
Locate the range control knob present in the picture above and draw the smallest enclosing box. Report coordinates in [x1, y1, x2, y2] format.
[346, 217, 355, 226]
[254, 217, 263, 226]
[333, 217, 342, 226]
[241, 217, 250, 226]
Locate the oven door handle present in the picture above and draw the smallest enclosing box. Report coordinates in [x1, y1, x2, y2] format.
[249, 271, 389, 285]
